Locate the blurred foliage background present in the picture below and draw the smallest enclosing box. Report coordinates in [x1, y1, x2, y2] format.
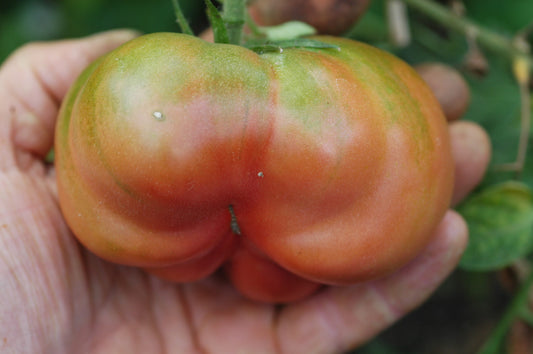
[2, 0, 533, 353]
[0, 0, 207, 63]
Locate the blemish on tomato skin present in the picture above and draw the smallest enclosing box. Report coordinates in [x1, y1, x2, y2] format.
[152, 111, 165, 121]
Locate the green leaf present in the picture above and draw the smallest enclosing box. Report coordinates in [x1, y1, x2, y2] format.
[260, 21, 317, 41]
[205, 0, 229, 44]
[458, 181, 533, 271]
[463, 0, 533, 33]
[246, 38, 340, 54]
[171, 0, 194, 36]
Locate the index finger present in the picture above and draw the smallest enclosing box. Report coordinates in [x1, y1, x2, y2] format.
[0, 30, 139, 168]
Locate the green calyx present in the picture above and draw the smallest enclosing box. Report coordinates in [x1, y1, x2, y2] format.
[245, 38, 341, 54]
[171, 0, 340, 53]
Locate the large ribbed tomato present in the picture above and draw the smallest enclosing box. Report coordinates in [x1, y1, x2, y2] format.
[55, 33, 453, 303]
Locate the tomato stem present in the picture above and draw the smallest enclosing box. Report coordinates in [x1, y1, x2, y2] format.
[229, 205, 242, 235]
[222, 0, 246, 45]
[205, 0, 230, 44]
[477, 269, 533, 354]
[171, 0, 194, 36]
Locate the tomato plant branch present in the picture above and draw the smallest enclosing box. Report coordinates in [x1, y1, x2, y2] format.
[401, 0, 533, 69]
[387, 0, 411, 47]
[206, 0, 230, 43]
[477, 268, 533, 354]
[171, 0, 194, 36]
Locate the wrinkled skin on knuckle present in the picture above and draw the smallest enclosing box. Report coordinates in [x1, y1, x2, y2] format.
[56, 33, 454, 302]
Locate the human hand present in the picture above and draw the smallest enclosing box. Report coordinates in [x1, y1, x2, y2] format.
[0, 31, 490, 353]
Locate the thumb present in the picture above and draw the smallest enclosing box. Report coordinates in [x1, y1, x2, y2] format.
[276, 210, 468, 353]
[0, 29, 140, 166]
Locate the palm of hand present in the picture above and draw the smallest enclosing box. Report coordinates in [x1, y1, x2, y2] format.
[0, 159, 275, 353]
[0, 144, 464, 354]
[0, 31, 470, 354]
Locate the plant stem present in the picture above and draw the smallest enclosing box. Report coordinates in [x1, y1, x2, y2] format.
[387, 0, 411, 47]
[228, 205, 241, 235]
[222, 0, 246, 45]
[477, 268, 533, 354]
[402, 0, 532, 68]
[171, 0, 194, 36]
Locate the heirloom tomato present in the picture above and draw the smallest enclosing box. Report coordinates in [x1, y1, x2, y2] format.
[55, 33, 453, 303]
